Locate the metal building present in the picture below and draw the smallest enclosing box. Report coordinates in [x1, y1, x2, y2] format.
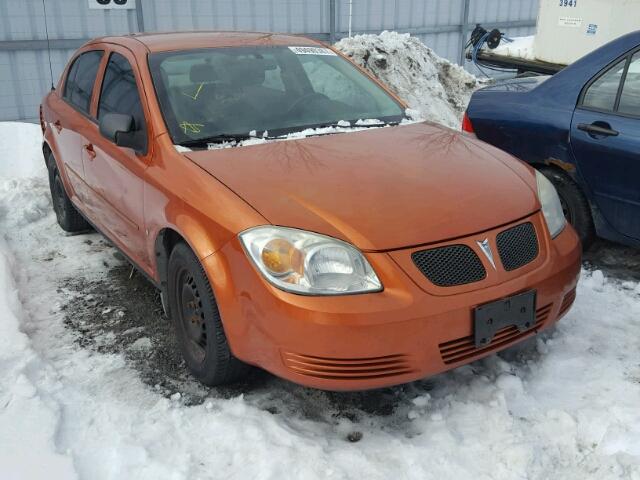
[0, 0, 538, 122]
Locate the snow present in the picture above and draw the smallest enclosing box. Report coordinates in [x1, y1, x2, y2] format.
[129, 336, 153, 351]
[1, 36, 640, 477]
[490, 35, 536, 61]
[336, 31, 481, 129]
[0, 122, 44, 179]
[0, 235, 77, 478]
[173, 144, 192, 153]
[174, 118, 417, 151]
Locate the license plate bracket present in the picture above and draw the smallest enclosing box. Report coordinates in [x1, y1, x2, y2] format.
[474, 291, 536, 348]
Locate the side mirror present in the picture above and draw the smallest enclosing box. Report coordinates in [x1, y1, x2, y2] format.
[99, 112, 147, 153]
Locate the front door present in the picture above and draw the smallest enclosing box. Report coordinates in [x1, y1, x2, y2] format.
[570, 50, 640, 241]
[83, 49, 151, 268]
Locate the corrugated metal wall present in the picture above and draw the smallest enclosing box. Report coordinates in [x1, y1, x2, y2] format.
[142, 0, 330, 34]
[0, 0, 538, 122]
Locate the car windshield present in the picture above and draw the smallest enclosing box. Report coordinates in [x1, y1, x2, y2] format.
[148, 46, 405, 146]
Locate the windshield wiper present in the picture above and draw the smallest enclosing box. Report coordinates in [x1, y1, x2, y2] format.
[179, 133, 254, 148]
[355, 121, 399, 128]
[287, 120, 399, 138]
[179, 120, 402, 148]
[322, 120, 400, 129]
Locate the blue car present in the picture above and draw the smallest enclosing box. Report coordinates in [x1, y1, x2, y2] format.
[464, 30, 640, 248]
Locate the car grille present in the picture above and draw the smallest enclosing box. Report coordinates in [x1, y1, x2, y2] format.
[558, 288, 577, 317]
[496, 222, 539, 271]
[411, 245, 486, 287]
[281, 352, 415, 380]
[438, 303, 552, 364]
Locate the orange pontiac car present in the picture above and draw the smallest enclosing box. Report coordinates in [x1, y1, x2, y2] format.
[41, 32, 581, 391]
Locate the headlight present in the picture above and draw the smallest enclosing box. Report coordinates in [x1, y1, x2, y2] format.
[239, 226, 382, 295]
[536, 170, 566, 238]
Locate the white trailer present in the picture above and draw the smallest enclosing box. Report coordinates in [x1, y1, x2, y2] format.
[467, 0, 640, 75]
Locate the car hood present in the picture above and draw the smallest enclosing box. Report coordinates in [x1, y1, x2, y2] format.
[185, 122, 539, 251]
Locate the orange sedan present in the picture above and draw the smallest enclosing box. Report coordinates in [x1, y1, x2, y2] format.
[40, 32, 581, 391]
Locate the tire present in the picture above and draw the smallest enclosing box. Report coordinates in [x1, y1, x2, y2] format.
[48, 158, 91, 233]
[167, 242, 250, 386]
[538, 166, 595, 249]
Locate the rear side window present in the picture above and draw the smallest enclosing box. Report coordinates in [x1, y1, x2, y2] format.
[582, 58, 626, 112]
[98, 52, 146, 132]
[618, 52, 640, 116]
[63, 50, 103, 114]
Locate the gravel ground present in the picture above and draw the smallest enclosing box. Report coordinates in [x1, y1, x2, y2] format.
[59, 238, 437, 425]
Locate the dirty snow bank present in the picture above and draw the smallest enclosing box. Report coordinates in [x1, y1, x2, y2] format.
[336, 31, 480, 128]
[0, 238, 77, 478]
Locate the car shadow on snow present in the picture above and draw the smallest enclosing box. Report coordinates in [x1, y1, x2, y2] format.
[59, 249, 552, 439]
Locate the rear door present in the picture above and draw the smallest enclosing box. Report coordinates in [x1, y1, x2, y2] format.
[50, 49, 103, 202]
[83, 48, 151, 268]
[570, 49, 640, 240]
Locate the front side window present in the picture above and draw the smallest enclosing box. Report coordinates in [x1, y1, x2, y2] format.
[148, 46, 405, 146]
[618, 52, 640, 116]
[98, 52, 146, 132]
[63, 50, 103, 114]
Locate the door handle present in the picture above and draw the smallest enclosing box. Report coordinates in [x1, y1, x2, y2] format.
[83, 143, 96, 159]
[577, 122, 619, 137]
[53, 120, 62, 133]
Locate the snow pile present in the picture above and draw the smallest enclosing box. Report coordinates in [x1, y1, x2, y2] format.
[336, 31, 480, 128]
[0, 239, 77, 478]
[491, 35, 536, 61]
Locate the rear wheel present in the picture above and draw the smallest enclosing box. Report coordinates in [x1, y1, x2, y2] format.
[538, 166, 594, 249]
[47, 155, 91, 233]
[167, 242, 250, 386]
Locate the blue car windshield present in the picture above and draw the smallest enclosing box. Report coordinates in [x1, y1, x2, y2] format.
[148, 46, 405, 145]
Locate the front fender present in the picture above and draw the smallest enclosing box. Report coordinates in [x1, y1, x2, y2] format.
[145, 135, 267, 284]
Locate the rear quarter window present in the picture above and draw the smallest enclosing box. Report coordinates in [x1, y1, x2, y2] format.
[581, 58, 626, 112]
[618, 52, 640, 116]
[63, 50, 104, 115]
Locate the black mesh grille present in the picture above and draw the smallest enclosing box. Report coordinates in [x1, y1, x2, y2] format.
[412, 245, 486, 287]
[496, 222, 539, 271]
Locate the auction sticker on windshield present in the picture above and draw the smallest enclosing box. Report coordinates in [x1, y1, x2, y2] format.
[288, 46, 337, 55]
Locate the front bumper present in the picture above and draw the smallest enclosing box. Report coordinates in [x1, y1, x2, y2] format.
[205, 215, 581, 391]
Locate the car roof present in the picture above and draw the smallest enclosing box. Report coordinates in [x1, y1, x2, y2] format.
[88, 31, 322, 53]
[532, 29, 640, 103]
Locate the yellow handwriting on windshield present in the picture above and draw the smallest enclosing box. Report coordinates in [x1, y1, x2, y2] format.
[180, 121, 205, 134]
[182, 83, 204, 100]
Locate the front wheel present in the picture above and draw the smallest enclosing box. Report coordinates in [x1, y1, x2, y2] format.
[167, 242, 250, 386]
[538, 166, 594, 249]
